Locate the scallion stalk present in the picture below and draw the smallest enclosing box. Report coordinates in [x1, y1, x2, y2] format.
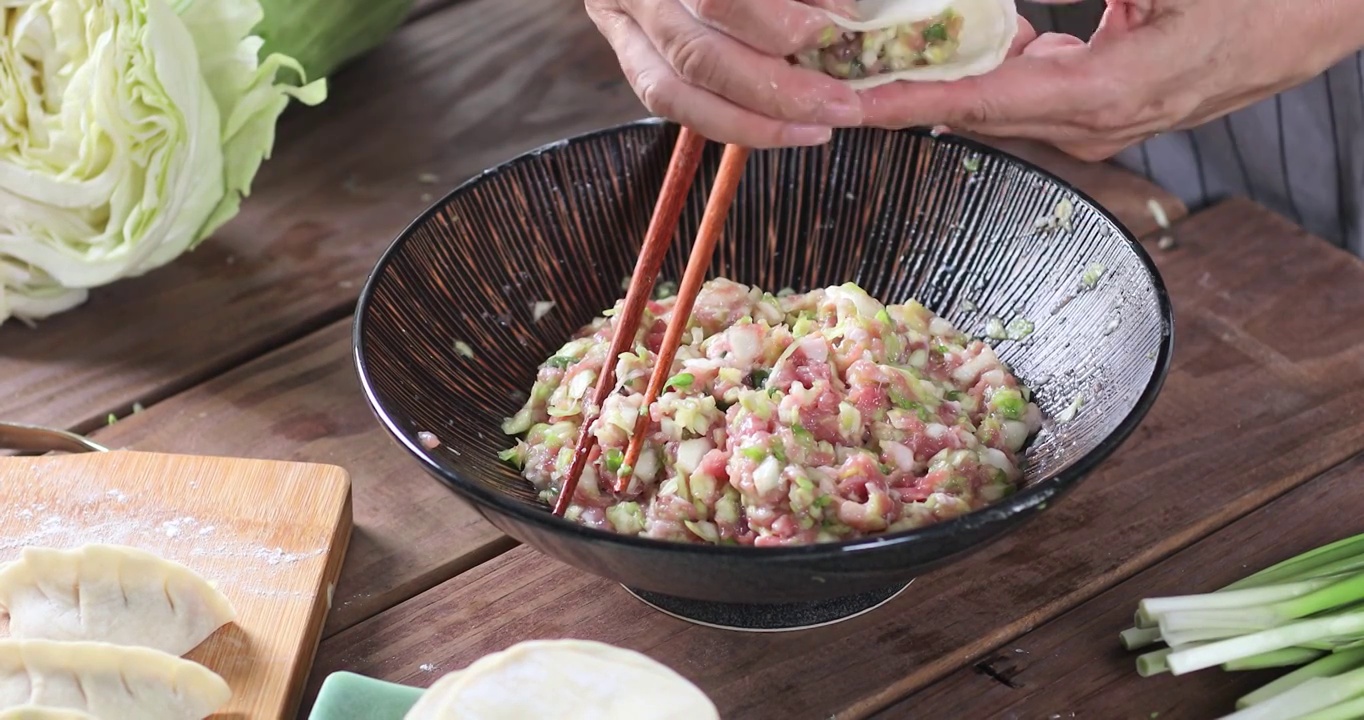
[1294, 693, 1364, 720]
[1219, 666, 1364, 719]
[1125, 532, 1364, 717]
[1226, 535, 1364, 591]
[1168, 612, 1364, 675]
[1223, 647, 1325, 671]
[1236, 648, 1364, 709]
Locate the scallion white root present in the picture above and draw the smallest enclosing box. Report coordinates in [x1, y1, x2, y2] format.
[1169, 613, 1364, 675]
[1123, 532, 1364, 717]
[1121, 626, 1164, 651]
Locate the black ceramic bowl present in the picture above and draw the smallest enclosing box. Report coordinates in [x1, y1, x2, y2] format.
[354, 119, 1173, 619]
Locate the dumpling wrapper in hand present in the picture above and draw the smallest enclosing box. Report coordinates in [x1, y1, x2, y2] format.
[0, 639, 230, 720]
[404, 640, 718, 720]
[796, 0, 1019, 88]
[0, 544, 236, 657]
[0, 708, 97, 720]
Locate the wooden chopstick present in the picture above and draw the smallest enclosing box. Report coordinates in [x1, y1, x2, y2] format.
[615, 143, 752, 493]
[552, 127, 708, 517]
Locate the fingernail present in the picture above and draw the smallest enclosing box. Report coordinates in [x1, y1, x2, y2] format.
[783, 124, 833, 146]
[816, 98, 863, 126]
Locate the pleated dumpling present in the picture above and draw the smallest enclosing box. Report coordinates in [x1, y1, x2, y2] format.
[0, 640, 230, 720]
[0, 545, 236, 657]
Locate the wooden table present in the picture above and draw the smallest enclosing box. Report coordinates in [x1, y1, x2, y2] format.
[5, 2, 1364, 718]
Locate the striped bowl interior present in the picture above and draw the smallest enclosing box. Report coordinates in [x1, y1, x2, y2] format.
[356, 119, 1172, 563]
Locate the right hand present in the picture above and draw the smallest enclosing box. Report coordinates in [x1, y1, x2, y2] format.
[585, 0, 867, 148]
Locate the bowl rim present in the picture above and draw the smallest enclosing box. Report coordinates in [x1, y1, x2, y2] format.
[353, 117, 1175, 561]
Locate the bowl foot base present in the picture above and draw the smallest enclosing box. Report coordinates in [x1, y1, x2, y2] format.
[621, 581, 913, 633]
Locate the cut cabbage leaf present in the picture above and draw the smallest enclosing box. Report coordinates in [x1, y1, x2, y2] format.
[0, 0, 326, 326]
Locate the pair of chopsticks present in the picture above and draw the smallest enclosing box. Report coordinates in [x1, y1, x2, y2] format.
[553, 128, 751, 516]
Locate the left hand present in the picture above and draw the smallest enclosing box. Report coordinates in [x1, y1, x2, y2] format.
[857, 0, 1364, 161]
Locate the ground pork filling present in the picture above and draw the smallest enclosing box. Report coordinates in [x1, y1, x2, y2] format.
[499, 279, 1042, 547]
[794, 10, 964, 79]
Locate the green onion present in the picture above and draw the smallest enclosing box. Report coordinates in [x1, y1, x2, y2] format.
[546, 355, 574, 369]
[603, 448, 624, 473]
[740, 446, 767, 462]
[1224, 647, 1326, 671]
[1126, 532, 1364, 717]
[922, 22, 948, 42]
[1080, 263, 1106, 290]
[1005, 317, 1035, 341]
[1239, 648, 1364, 709]
[664, 372, 694, 390]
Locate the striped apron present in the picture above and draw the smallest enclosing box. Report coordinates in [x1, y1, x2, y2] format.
[1025, 3, 1364, 254]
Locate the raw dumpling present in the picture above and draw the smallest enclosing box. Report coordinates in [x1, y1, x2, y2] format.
[404, 640, 718, 720]
[0, 640, 230, 719]
[0, 544, 236, 656]
[794, 0, 1018, 88]
[0, 707, 97, 719]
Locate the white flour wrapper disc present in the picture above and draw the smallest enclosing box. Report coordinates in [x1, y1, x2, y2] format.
[818, 0, 1018, 88]
[404, 640, 719, 720]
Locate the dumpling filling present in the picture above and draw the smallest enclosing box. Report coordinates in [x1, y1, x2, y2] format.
[794, 10, 965, 79]
[498, 279, 1043, 547]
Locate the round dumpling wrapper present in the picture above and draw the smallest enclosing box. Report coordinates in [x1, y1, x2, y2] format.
[404, 640, 718, 720]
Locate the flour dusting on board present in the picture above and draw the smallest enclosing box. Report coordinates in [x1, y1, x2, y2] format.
[0, 494, 327, 600]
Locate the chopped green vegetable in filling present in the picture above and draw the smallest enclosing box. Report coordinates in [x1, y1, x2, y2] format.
[1080, 263, 1107, 290]
[499, 279, 1042, 547]
[793, 10, 965, 80]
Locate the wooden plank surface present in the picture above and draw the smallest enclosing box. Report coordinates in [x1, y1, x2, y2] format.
[0, 451, 351, 719]
[896, 454, 1364, 719]
[0, 0, 643, 434]
[0, 0, 1186, 439]
[306, 198, 1364, 718]
[0, 0, 1188, 636]
[83, 322, 512, 638]
[64, 136, 1173, 647]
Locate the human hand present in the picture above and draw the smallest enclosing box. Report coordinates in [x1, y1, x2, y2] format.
[858, 0, 1364, 161]
[585, 0, 867, 147]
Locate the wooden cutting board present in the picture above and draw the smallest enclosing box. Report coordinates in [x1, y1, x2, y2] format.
[0, 450, 353, 719]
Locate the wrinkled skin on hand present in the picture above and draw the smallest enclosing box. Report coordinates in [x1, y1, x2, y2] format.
[859, 0, 1364, 160]
[584, 0, 867, 147]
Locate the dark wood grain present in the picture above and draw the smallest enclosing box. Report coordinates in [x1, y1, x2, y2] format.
[307, 198, 1364, 719]
[407, 0, 468, 22]
[895, 454, 1364, 720]
[0, 0, 643, 434]
[84, 320, 512, 637]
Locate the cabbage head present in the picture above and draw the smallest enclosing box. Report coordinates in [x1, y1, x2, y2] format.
[0, 0, 326, 326]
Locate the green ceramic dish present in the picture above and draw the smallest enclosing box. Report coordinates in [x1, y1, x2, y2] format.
[309, 672, 424, 720]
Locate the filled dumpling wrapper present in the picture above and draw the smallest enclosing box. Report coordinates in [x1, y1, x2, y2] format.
[794, 0, 1018, 87]
[0, 640, 230, 720]
[0, 544, 236, 657]
[404, 640, 718, 720]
